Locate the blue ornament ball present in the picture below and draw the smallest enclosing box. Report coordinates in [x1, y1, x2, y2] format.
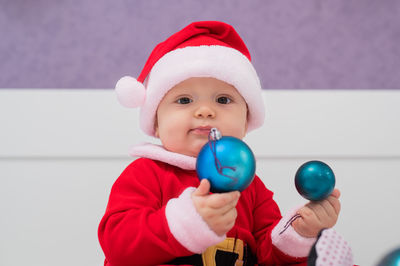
[295, 160, 335, 201]
[196, 136, 256, 193]
[377, 247, 400, 266]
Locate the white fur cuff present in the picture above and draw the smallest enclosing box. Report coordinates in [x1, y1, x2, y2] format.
[165, 187, 226, 253]
[271, 207, 317, 258]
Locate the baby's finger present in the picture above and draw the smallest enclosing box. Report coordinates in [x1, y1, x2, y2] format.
[292, 209, 320, 237]
[220, 207, 238, 228]
[317, 198, 338, 221]
[326, 194, 341, 215]
[212, 208, 238, 236]
[219, 199, 239, 215]
[306, 202, 329, 223]
[207, 191, 240, 209]
[297, 206, 318, 224]
[223, 207, 238, 221]
[193, 179, 211, 197]
[330, 188, 341, 199]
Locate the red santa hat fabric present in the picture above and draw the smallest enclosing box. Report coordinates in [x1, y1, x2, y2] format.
[116, 21, 265, 137]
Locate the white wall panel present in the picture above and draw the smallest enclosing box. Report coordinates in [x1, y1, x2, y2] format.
[1, 89, 399, 158]
[1, 89, 399, 266]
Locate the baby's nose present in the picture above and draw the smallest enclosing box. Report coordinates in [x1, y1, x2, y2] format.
[194, 105, 216, 118]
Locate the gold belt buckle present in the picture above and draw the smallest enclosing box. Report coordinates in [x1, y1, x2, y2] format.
[201, 237, 244, 266]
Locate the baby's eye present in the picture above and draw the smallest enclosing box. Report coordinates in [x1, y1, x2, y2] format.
[177, 97, 192, 104]
[216, 96, 231, 104]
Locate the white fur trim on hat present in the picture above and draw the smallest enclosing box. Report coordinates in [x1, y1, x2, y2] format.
[115, 76, 146, 108]
[139, 45, 265, 137]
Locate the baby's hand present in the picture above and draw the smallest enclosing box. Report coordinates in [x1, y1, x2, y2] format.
[292, 189, 341, 238]
[192, 179, 240, 236]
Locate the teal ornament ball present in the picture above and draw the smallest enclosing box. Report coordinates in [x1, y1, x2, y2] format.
[196, 129, 256, 193]
[295, 160, 335, 201]
[377, 247, 400, 266]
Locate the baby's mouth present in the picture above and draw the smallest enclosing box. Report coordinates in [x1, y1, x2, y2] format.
[190, 126, 212, 135]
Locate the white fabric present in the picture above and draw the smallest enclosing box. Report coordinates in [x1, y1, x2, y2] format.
[130, 143, 196, 170]
[115, 76, 146, 108]
[165, 187, 226, 253]
[314, 229, 353, 266]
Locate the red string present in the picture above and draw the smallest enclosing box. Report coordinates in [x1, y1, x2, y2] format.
[279, 214, 302, 235]
[208, 133, 238, 186]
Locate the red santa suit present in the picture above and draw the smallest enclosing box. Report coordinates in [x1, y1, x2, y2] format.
[98, 143, 317, 266]
[104, 21, 354, 266]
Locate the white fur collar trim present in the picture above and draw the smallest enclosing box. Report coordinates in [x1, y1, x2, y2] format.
[129, 143, 196, 170]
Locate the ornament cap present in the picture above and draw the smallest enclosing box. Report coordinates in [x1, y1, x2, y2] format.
[209, 128, 222, 140]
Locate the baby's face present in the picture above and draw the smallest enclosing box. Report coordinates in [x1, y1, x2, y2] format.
[155, 77, 248, 157]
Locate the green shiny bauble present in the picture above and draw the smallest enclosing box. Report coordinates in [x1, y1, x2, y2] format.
[295, 160, 335, 201]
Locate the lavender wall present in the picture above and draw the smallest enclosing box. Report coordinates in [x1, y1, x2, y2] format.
[1, 0, 399, 89]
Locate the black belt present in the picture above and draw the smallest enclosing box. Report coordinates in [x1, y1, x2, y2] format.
[166, 244, 256, 266]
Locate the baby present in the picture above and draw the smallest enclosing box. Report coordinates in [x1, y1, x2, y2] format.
[98, 21, 343, 266]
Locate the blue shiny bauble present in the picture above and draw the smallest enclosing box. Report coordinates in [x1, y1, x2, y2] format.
[196, 136, 256, 192]
[377, 247, 400, 266]
[295, 160, 335, 201]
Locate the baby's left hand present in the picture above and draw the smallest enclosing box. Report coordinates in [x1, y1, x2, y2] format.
[292, 189, 341, 238]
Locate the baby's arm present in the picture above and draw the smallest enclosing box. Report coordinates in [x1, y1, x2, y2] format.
[292, 189, 341, 237]
[192, 179, 240, 236]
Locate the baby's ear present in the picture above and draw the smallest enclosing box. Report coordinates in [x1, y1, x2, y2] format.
[154, 119, 159, 138]
[245, 108, 249, 133]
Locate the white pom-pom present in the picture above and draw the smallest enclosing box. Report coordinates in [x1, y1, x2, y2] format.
[115, 76, 146, 108]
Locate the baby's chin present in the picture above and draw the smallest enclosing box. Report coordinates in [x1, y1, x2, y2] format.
[173, 145, 205, 158]
[162, 138, 208, 158]
[180, 147, 203, 158]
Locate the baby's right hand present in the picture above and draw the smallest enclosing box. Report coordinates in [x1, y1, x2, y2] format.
[192, 179, 240, 236]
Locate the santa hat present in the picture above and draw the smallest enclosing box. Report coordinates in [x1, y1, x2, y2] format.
[116, 21, 265, 137]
